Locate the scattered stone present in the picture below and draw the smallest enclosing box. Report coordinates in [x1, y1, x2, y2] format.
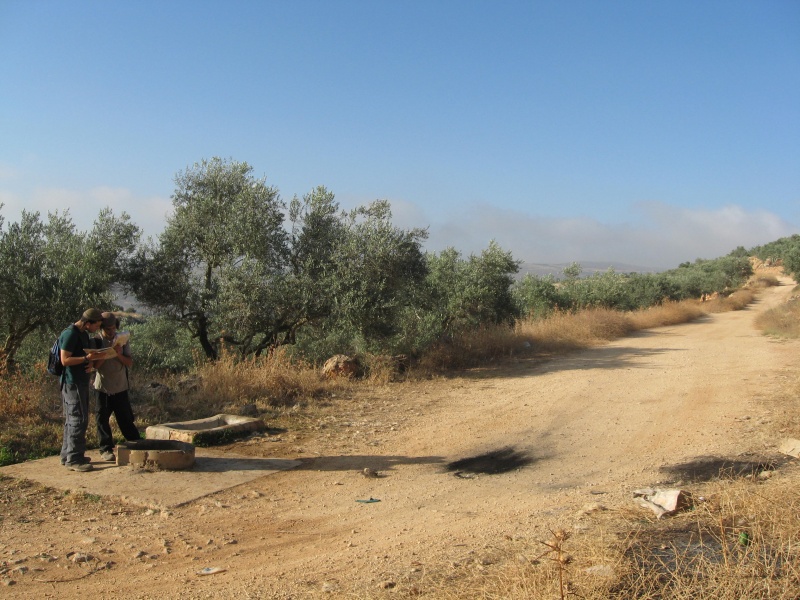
[321, 355, 361, 379]
[69, 552, 91, 563]
[37, 554, 57, 562]
[633, 488, 693, 519]
[779, 438, 800, 459]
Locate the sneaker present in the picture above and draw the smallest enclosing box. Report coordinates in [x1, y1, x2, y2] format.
[65, 462, 94, 472]
[100, 451, 116, 462]
[60, 456, 91, 466]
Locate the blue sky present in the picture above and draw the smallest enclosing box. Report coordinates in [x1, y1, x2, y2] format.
[1, 0, 798, 269]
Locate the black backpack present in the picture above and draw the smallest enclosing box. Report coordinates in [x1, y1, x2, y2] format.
[47, 337, 63, 377]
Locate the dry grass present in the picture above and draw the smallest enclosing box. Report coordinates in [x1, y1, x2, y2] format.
[701, 288, 758, 313]
[628, 300, 707, 329]
[0, 374, 62, 464]
[755, 295, 800, 339]
[749, 274, 781, 289]
[148, 347, 347, 424]
[370, 464, 800, 599]
[418, 299, 712, 373]
[520, 307, 636, 352]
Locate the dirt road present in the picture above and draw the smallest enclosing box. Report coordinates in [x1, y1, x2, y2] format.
[2, 278, 798, 599]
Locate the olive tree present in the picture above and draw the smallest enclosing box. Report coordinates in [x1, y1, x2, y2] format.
[0, 207, 139, 372]
[422, 240, 520, 337]
[127, 163, 433, 362]
[125, 158, 288, 360]
[326, 200, 429, 351]
[212, 187, 347, 356]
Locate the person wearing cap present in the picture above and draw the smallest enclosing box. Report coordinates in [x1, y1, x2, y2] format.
[58, 308, 104, 471]
[93, 312, 140, 462]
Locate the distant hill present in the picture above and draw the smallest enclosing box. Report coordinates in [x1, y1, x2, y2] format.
[517, 261, 664, 280]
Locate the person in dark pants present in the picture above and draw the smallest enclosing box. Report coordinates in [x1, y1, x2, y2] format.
[93, 312, 140, 462]
[59, 308, 104, 471]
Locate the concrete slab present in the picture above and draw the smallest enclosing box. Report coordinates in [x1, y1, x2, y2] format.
[0, 449, 301, 509]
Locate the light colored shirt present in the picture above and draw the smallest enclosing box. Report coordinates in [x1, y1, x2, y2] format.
[94, 335, 131, 395]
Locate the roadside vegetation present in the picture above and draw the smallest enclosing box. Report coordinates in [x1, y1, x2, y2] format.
[1, 158, 798, 596]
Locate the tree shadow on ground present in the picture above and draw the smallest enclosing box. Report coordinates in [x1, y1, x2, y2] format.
[444, 446, 536, 475]
[659, 454, 790, 482]
[452, 344, 681, 382]
[298, 454, 446, 472]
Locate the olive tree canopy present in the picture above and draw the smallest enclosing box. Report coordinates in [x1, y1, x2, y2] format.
[125, 157, 288, 360]
[0, 206, 139, 371]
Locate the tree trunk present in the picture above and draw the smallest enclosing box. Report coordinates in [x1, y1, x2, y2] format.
[196, 314, 217, 360]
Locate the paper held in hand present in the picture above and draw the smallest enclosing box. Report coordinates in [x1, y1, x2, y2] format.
[84, 347, 118, 359]
[84, 331, 130, 359]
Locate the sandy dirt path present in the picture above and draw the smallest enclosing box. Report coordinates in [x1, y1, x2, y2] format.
[1, 277, 797, 599]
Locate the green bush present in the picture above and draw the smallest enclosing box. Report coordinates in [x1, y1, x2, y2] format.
[125, 315, 197, 372]
[512, 274, 566, 318]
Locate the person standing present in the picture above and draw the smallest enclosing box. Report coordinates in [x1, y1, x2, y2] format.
[93, 312, 140, 462]
[59, 308, 104, 471]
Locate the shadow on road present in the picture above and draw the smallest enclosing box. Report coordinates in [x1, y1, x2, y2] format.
[445, 446, 536, 475]
[659, 454, 789, 482]
[298, 454, 446, 472]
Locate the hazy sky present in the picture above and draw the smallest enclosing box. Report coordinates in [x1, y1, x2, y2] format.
[1, 1, 798, 269]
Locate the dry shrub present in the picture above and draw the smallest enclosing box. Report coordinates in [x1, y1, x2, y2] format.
[192, 347, 338, 409]
[755, 296, 800, 339]
[702, 289, 756, 313]
[417, 296, 739, 373]
[613, 472, 800, 599]
[516, 308, 632, 354]
[0, 373, 63, 464]
[360, 353, 410, 384]
[0, 372, 54, 425]
[417, 324, 529, 372]
[628, 300, 706, 329]
[749, 274, 780, 289]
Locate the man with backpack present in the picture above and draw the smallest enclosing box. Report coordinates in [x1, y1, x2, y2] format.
[58, 308, 104, 471]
